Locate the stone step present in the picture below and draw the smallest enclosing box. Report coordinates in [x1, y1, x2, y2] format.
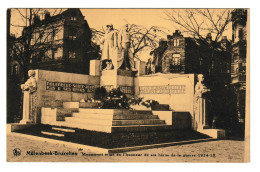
[78, 108, 153, 115]
[63, 102, 101, 109]
[79, 102, 101, 108]
[52, 127, 76, 133]
[65, 117, 113, 126]
[72, 113, 159, 120]
[111, 125, 172, 133]
[41, 131, 65, 137]
[112, 119, 165, 126]
[151, 104, 170, 111]
[72, 113, 114, 120]
[54, 121, 113, 133]
[65, 117, 165, 126]
[56, 108, 78, 121]
[113, 114, 159, 120]
[53, 121, 170, 133]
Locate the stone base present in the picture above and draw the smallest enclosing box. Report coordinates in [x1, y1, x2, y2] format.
[63, 102, 101, 109]
[19, 120, 33, 125]
[7, 123, 35, 133]
[100, 69, 136, 95]
[14, 124, 212, 150]
[101, 69, 137, 77]
[198, 129, 226, 139]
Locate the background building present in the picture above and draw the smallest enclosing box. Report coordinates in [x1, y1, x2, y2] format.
[7, 8, 100, 123]
[24, 8, 99, 74]
[149, 30, 235, 130]
[230, 9, 247, 133]
[151, 30, 232, 87]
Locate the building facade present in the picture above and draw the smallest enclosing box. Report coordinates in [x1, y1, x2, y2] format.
[7, 8, 100, 123]
[151, 30, 232, 87]
[231, 9, 248, 124]
[24, 9, 99, 74]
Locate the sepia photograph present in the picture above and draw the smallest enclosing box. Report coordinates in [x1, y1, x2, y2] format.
[6, 7, 249, 163]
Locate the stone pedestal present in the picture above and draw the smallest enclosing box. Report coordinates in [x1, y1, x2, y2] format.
[194, 74, 210, 130]
[89, 60, 100, 76]
[196, 97, 208, 130]
[20, 91, 32, 124]
[100, 69, 136, 95]
[135, 61, 146, 76]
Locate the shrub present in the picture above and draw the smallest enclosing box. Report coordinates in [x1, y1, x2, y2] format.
[94, 86, 107, 100]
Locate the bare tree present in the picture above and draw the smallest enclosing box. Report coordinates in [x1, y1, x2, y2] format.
[91, 23, 166, 60]
[9, 8, 64, 80]
[164, 9, 232, 43]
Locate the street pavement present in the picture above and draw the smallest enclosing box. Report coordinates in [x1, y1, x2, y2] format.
[6, 132, 246, 162]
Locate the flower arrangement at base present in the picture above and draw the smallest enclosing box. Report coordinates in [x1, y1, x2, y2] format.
[92, 87, 161, 110]
[100, 88, 130, 109]
[141, 99, 159, 108]
[130, 99, 159, 110]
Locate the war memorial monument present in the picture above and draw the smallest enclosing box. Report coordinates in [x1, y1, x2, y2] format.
[7, 21, 227, 153]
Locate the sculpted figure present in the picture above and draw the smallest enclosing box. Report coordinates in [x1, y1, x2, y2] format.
[103, 61, 113, 70]
[195, 74, 208, 100]
[20, 70, 37, 124]
[100, 24, 118, 70]
[21, 70, 37, 93]
[194, 74, 210, 130]
[118, 24, 136, 71]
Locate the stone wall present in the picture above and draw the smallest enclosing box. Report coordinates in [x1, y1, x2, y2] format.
[135, 73, 195, 115]
[30, 70, 100, 123]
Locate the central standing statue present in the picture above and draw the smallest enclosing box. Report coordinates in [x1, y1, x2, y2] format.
[101, 24, 118, 70]
[100, 24, 136, 71]
[118, 24, 136, 71]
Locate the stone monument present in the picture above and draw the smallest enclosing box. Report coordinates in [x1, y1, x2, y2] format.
[117, 24, 136, 71]
[100, 24, 137, 94]
[194, 74, 210, 130]
[100, 24, 118, 70]
[100, 24, 136, 71]
[20, 70, 37, 124]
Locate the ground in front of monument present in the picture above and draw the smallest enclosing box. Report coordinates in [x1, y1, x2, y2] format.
[7, 132, 245, 162]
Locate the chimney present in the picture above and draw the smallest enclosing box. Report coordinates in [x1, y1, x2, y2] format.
[221, 36, 229, 51]
[33, 14, 40, 24]
[45, 11, 51, 20]
[173, 30, 181, 37]
[206, 33, 212, 44]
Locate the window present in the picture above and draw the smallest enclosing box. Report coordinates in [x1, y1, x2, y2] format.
[70, 17, 76, 21]
[69, 51, 76, 58]
[239, 29, 244, 40]
[52, 29, 58, 40]
[172, 54, 181, 65]
[69, 28, 77, 40]
[31, 38, 35, 45]
[174, 39, 180, 46]
[13, 64, 19, 75]
[69, 35, 77, 40]
[199, 57, 203, 66]
[39, 32, 44, 42]
[44, 49, 52, 61]
[52, 48, 62, 60]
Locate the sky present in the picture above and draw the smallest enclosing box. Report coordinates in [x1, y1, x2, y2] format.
[81, 9, 173, 33]
[10, 8, 233, 62]
[82, 9, 233, 61]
